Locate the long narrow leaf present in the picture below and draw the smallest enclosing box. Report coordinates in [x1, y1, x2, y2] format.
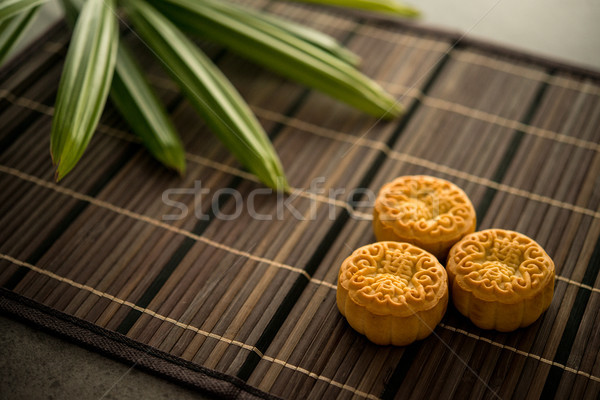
[207, 0, 359, 66]
[0, 0, 46, 23]
[111, 45, 186, 174]
[50, 0, 118, 181]
[126, 0, 288, 190]
[257, 15, 359, 66]
[60, 0, 186, 175]
[290, 0, 419, 17]
[0, 6, 39, 64]
[151, 0, 401, 118]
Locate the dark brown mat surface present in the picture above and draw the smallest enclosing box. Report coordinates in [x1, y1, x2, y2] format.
[1, 1, 600, 399]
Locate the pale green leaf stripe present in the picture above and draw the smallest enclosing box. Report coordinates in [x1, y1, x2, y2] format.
[110, 45, 186, 174]
[60, 0, 186, 174]
[0, 0, 46, 23]
[127, 0, 288, 190]
[291, 0, 419, 17]
[257, 13, 359, 66]
[152, 0, 401, 118]
[50, 0, 118, 181]
[0, 6, 39, 64]
[205, 0, 359, 66]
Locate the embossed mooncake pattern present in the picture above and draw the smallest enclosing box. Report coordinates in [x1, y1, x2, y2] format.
[373, 175, 476, 260]
[447, 229, 555, 332]
[337, 242, 448, 346]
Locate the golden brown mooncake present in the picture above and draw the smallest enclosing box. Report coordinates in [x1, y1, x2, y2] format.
[337, 241, 448, 346]
[446, 229, 555, 332]
[373, 175, 476, 260]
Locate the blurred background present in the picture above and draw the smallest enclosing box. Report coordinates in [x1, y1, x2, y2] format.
[18, 0, 600, 70]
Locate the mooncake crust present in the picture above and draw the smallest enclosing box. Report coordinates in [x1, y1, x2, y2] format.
[373, 175, 476, 260]
[446, 229, 555, 331]
[337, 241, 448, 345]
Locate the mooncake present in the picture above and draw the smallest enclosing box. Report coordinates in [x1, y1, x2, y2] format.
[373, 175, 476, 260]
[446, 229, 555, 332]
[337, 241, 448, 346]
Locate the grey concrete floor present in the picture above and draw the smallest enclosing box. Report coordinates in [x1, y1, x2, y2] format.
[3, 0, 599, 399]
[415, 0, 600, 70]
[0, 315, 210, 400]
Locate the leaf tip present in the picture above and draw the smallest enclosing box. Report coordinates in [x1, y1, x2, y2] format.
[277, 176, 291, 193]
[53, 168, 61, 182]
[53, 159, 73, 182]
[387, 103, 403, 119]
[175, 160, 186, 176]
[402, 8, 420, 18]
[162, 148, 186, 176]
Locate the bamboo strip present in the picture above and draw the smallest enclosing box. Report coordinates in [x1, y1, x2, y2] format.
[2, 120, 598, 298]
[244, 45, 596, 393]
[2, 149, 596, 394]
[163, 29, 400, 371]
[422, 61, 600, 398]
[1, 101, 593, 304]
[383, 84, 600, 152]
[3, 90, 599, 220]
[4, 251, 598, 387]
[138, 28, 448, 376]
[269, 1, 600, 99]
[34, 38, 600, 152]
[2, 9, 600, 398]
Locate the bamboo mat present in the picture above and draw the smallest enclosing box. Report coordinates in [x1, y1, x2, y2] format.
[2, 0, 600, 399]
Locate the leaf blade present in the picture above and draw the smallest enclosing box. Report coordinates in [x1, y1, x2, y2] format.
[206, 0, 360, 66]
[127, 0, 288, 190]
[152, 0, 401, 119]
[50, 0, 119, 181]
[289, 0, 419, 18]
[0, 5, 39, 64]
[110, 44, 186, 174]
[0, 0, 46, 23]
[59, 0, 185, 174]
